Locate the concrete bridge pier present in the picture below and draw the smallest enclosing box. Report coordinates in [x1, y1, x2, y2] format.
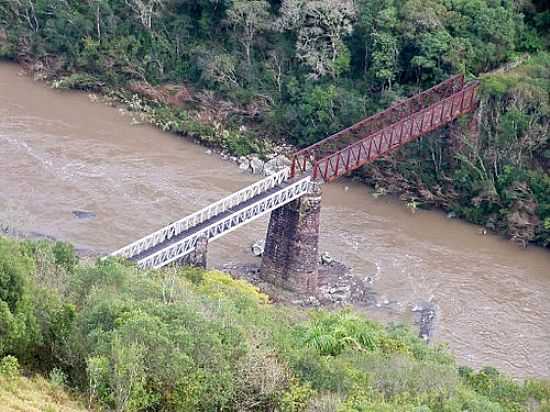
[176, 235, 208, 268]
[261, 181, 321, 294]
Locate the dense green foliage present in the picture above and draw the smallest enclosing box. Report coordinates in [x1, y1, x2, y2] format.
[0, 0, 548, 245]
[1, 237, 549, 411]
[364, 53, 550, 246]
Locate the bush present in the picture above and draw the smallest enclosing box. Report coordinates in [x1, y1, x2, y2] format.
[0, 355, 20, 378]
[0, 238, 40, 361]
[52, 74, 105, 91]
[49, 367, 67, 388]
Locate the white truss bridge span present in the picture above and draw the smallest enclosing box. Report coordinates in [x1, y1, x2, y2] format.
[110, 168, 312, 269]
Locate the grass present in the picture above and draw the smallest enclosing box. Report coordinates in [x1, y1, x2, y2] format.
[0, 374, 92, 412]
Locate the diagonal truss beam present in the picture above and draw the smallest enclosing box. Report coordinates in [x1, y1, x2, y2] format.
[291, 74, 467, 177]
[111, 168, 292, 261]
[128, 175, 312, 269]
[311, 81, 479, 182]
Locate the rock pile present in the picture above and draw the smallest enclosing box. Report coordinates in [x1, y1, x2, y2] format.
[237, 155, 292, 176]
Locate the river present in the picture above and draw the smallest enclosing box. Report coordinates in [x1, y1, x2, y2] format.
[1, 63, 549, 379]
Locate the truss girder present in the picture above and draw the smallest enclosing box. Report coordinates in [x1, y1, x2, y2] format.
[111, 168, 291, 261]
[130, 176, 312, 269]
[311, 81, 478, 182]
[290, 75, 480, 179]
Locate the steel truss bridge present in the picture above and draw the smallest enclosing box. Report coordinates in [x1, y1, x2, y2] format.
[111, 75, 479, 269]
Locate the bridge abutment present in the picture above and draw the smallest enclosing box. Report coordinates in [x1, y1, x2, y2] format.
[261, 182, 321, 294]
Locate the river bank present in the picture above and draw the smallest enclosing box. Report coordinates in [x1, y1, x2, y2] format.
[1, 62, 550, 379]
[14, 55, 549, 249]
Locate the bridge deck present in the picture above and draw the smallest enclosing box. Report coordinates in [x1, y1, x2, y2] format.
[117, 173, 312, 269]
[129, 179, 295, 263]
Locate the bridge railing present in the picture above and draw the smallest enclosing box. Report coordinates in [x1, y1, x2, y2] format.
[111, 167, 291, 260]
[135, 175, 313, 269]
[311, 81, 479, 182]
[290, 74, 465, 177]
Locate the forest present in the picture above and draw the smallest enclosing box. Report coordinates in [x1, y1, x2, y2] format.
[1, 237, 550, 411]
[0, 0, 548, 245]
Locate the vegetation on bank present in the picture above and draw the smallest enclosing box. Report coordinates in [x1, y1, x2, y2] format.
[0, 1, 548, 246]
[1, 236, 550, 411]
[1, 357, 90, 412]
[361, 52, 550, 246]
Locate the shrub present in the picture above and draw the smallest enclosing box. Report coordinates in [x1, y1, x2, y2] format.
[52, 74, 104, 91]
[0, 238, 33, 312]
[197, 270, 270, 306]
[0, 355, 20, 378]
[280, 380, 315, 412]
[0, 238, 40, 361]
[49, 368, 67, 388]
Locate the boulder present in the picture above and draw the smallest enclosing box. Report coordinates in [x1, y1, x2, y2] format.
[250, 240, 265, 257]
[328, 285, 351, 302]
[72, 210, 96, 220]
[412, 302, 437, 342]
[320, 252, 333, 265]
[306, 296, 321, 307]
[239, 157, 250, 171]
[329, 286, 351, 295]
[263, 155, 292, 176]
[249, 156, 265, 175]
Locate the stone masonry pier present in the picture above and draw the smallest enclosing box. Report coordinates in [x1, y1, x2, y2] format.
[260, 181, 321, 294]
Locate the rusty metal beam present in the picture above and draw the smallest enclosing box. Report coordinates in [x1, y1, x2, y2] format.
[291, 74, 469, 178]
[311, 81, 479, 182]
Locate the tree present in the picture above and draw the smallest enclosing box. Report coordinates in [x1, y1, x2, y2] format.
[0, 238, 39, 361]
[356, 1, 399, 89]
[5, 0, 40, 32]
[125, 0, 165, 31]
[110, 336, 151, 412]
[200, 51, 240, 89]
[227, 0, 271, 66]
[277, 0, 356, 79]
[371, 29, 399, 89]
[0, 239, 32, 313]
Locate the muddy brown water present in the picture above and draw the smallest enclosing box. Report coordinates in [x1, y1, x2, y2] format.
[1, 63, 549, 379]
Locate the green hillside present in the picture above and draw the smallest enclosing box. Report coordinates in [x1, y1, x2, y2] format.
[0, 368, 93, 412]
[0, 237, 549, 411]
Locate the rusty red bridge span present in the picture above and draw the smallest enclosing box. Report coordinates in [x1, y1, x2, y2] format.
[291, 74, 478, 182]
[111, 75, 480, 293]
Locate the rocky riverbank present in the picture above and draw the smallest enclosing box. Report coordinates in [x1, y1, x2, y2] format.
[220, 254, 440, 342]
[220, 258, 374, 308]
